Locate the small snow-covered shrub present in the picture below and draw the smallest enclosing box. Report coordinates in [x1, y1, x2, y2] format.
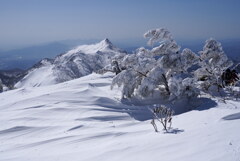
[151, 105, 174, 132]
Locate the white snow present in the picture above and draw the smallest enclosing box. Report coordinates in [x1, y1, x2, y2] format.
[15, 39, 125, 88]
[64, 38, 124, 56]
[15, 65, 56, 88]
[1, 72, 240, 161]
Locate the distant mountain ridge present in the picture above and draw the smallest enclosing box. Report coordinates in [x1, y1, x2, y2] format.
[0, 39, 102, 70]
[15, 39, 126, 88]
[0, 42, 70, 70]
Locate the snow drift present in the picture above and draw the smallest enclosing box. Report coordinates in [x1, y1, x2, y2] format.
[0, 72, 240, 161]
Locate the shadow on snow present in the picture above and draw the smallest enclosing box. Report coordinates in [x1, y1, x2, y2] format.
[92, 96, 218, 122]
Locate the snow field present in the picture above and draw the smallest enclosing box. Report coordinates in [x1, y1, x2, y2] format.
[0, 72, 240, 161]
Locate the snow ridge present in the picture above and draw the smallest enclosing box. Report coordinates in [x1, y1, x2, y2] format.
[65, 38, 123, 56]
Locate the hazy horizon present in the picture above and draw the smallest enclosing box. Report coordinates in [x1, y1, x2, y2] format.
[1, 0, 240, 50]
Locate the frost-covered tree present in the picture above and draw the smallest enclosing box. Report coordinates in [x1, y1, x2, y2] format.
[111, 28, 200, 100]
[144, 28, 199, 78]
[111, 60, 122, 75]
[168, 77, 200, 101]
[195, 38, 233, 91]
[144, 28, 173, 46]
[111, 48, 156, 98]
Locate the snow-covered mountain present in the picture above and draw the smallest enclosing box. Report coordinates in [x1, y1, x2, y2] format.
[0, 72, 240, 161]
[15, 39, 126, 88]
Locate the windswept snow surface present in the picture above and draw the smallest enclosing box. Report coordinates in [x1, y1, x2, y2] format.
[1, 72, 240, 161]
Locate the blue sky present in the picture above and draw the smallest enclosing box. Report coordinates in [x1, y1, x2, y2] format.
[0, 0, 240, 50]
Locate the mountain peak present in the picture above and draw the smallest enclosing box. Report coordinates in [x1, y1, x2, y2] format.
[103, 38, 111, 43]
[99, 38, 113, 47]
[63, 38, 124, 56]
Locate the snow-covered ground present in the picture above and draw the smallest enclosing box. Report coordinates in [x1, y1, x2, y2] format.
[0, 72, 240, 161]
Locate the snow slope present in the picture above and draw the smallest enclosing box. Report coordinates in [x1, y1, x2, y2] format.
[1, 72, 240, 161]
[15, 39, 126, 88]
